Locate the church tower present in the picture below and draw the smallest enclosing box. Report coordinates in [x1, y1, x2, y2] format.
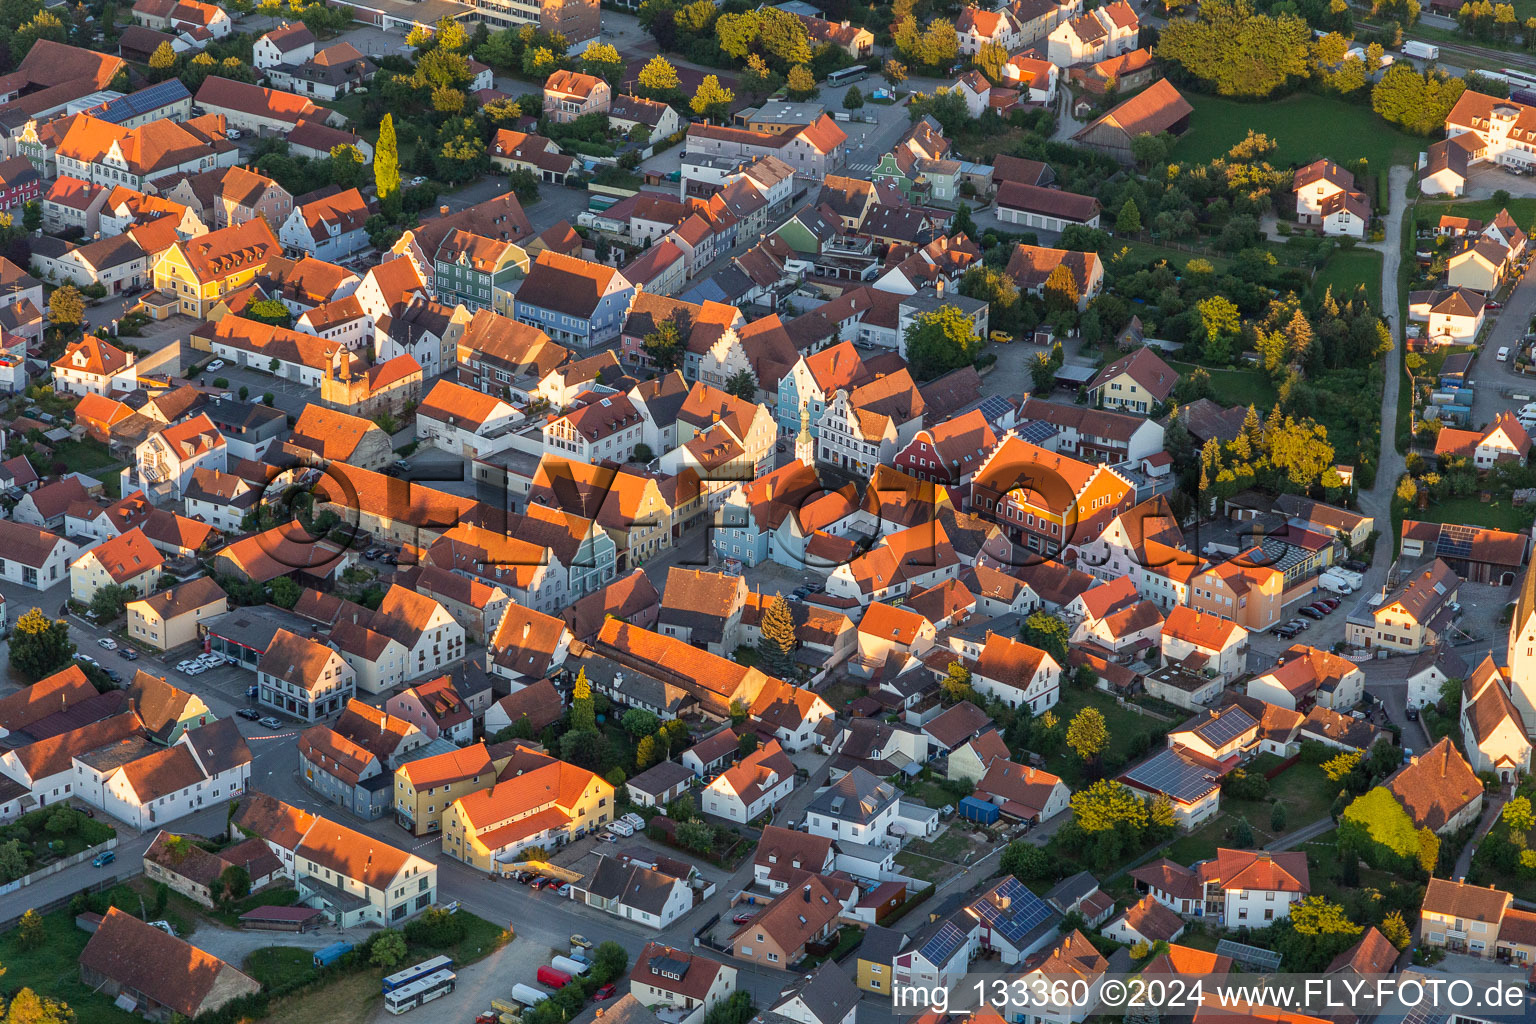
[1506, 561, 1536, 734]
[795, 399, 815, 466]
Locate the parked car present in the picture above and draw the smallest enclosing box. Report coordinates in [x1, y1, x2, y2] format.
[569, 935, 592, 949]
[105, 669, 121, 683]
[92, 850, 116, 867]
[556, 883, 571, 897]
[97, 637, 117, 649]
[1343, 559, 1368, 572]
[237, 708, 261, 721]
[1299, 607, 1324, 620]
[207, 359, 226, 370]
[1488, 301, 1504, 310]
[1406, 707, 1420, 721]
[531, 878, 547, 890]
[593, 985, 615, 1001]
[118, 648, 138, 660]
[258, 716, 283, 729]
[1288, 619, 1310, 631]
[596, 832, 617, 843]
[732, 913, 754, 924]
[364, 549, 380, 560]
[989, 330, 1012, 344]
[1318, 597, 1341, 611]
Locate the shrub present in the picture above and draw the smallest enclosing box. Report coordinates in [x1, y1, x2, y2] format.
[212, 377, 229, 388]
[403, 907, 466, 948]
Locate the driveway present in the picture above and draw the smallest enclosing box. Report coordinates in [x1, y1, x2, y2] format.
[1464, 268, 1536, 426]
[1356, 166, 1412, 580]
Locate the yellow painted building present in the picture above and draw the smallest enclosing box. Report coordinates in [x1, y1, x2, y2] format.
[125, 576, 229, 652]
[153, 218, 280, 319]
[393, 742, 506, 836]
[442, 752, 614, 872]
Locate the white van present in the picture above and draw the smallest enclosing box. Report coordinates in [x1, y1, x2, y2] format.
[1320, 573, 1355, 595]
[606, 821, 634, 837]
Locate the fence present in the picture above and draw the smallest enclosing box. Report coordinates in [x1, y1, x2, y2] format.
[1261, 754, 1302, 780]
[1115, 695, 1176, 723]
[0, 872, 121, 933]
[0, 837, 118, 899]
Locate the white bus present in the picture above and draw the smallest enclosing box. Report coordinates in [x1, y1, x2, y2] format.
[827, 65, 868, 87]
[384, 969, 456, 1014]
[382, 956, 454, 993]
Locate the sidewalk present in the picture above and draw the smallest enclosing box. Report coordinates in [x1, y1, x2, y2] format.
[1265, 815, 1335, 852]
[1454, 792, 1507, 879]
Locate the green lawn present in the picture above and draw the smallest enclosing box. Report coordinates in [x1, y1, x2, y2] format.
[1044, 690, 1171, 787]
[1417, 198, 1536, 234]
[246, 946, 320, 990]
[1305, 827, 1402, 904]
[0, 909, 141, 1024]
[1106, 241, 1232, 274]
[1314, 247, 1385, 307]
[1398, 493, 1536, 534]
[1168, 361, 1280, 410]
[1154, 760, 1344, 866]
[894, 850, 947, 883]
[904, 828, 971, 862]
[50, 438, 118, 473]
[1171, 92, 1422, 169]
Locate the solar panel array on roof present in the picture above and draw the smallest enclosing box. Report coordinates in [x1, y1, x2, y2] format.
[1193, 706, 1258, 747]
[1122, 749, 1220, 804]
[1016, 420, 1060, 446]
[1214, 939, 1282, 971]
[978, 394, 1013, 427]
[91, 79, 192, 124]
[918, 919, 969, 965]
[969, 876, 1055, 945]
[1436, 523, 1476, 559]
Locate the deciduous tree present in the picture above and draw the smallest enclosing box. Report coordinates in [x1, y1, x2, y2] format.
[9, 608, 75, 681]
[903, 305, 981, 379]
[1066, 707, 1108, 763]
[637, 54, 680, 95]
[691, 73, 734, 120]
[48, 284, 84, 327]
[18, 909, 46, 949]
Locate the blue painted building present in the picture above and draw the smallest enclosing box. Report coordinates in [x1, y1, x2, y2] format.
[776, 340, 869, 437]
[511, 250, 634, 353]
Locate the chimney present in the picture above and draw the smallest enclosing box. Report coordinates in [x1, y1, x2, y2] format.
[803, 885, 811, 902]
[440, 206, 450, 217]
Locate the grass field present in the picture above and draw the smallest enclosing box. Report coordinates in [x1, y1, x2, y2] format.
[1397, 493, 1536, 533]
[262, 969, 382, 1024]
[1044, 690, 1170, 787]
[246, 946, 319, 990]
[1169, 361, 1280, 410]
[0, 909, 140, 1024]
[1107, 241, 1233, 273]
[1162, 760, 1344, 865]
[1314, 247, 1385, 307]
[1417, 197, 1536, 234]
[1171, 92, 1422, 169]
